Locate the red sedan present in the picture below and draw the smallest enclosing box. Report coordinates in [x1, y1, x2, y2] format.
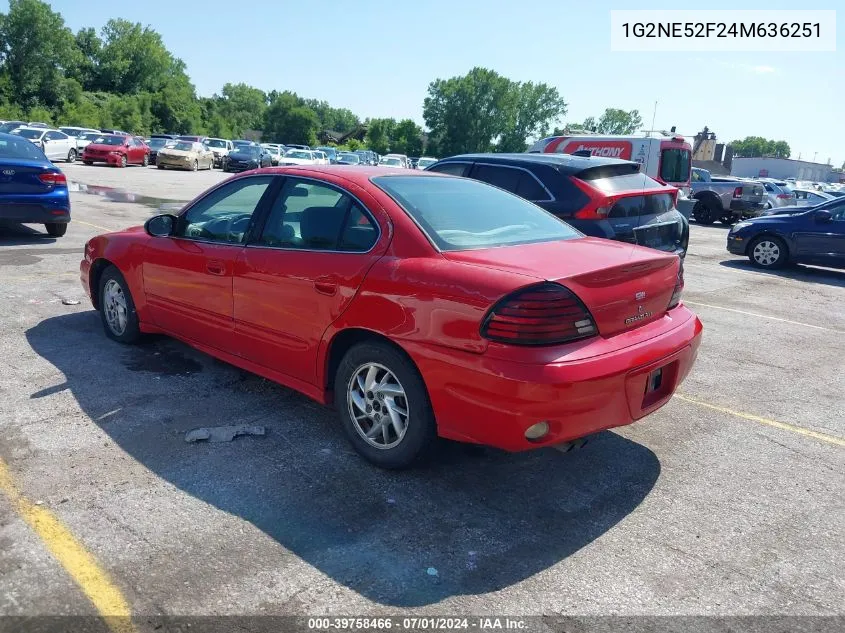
[80, 166, 702, 468]
[82, 134, 149, 168]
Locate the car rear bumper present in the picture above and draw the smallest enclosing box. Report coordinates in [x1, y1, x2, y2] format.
[730, 200, 765, 216]
[0, 193, 71, 224]
[403, 306, 703, 451]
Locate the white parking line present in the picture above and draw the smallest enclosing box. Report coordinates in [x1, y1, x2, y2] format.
[684, 300, 844, 333]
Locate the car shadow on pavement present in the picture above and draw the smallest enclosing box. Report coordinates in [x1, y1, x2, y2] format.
[719, 259, 845, 288]
[26, 312, 661, 608]
[0, 221, 57, 244]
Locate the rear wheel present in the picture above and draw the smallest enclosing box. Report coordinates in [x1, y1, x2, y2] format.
[334, 342, 436, 469]
[98, 266, 141, 344]
[142, 154, 149, 167]
[45, 223, 67, 237]
[748, 235, 788, 269]
[66, 149, 76, 163]
[118, 155, 127, 168]
[692, 198, 719, 224]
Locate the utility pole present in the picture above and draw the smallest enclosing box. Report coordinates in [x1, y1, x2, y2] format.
[650, 101, 657, 137]
[813, 152, 818, 163]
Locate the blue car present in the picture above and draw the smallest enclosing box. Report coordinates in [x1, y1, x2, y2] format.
[0, 132, 70, 237]
[726, 196, 845, 269]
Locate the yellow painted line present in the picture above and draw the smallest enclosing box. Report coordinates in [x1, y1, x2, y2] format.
[675, 394, 845, 448]
[73, 219, 112, 232]
[684, 300, 844, 334]
[0, 458, 135, 632]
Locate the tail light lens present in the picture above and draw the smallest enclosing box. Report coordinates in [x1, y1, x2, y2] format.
[38, 172, 67, 186]
[571, 178, 612, 219]
[667, 260, 684, 310]
[777, 193, 791, 199]
[733, 186, 743, 199]
[481, 283, 598, 346]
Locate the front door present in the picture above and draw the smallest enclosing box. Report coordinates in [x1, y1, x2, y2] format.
[142, 175, 276, 349]
[793, 201, 845, 267]
[233, 176, 386, 386]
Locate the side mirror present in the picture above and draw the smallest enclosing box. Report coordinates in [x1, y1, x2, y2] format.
[145, 214, 177, 237]
[815, 210, 833, 223]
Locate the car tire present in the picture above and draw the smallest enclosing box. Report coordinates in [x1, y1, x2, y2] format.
[748, 235, 788, 269]
[44, 223, 67, 237]
[192, 160, 198, 172]
[66, 149, 76, 163]
[692, 198, 718, 225]
[334, 341, 436, 469]
[118, 155, 127, 168]
[720, 213, 735, 225]
[142, 154, 149, 167]
[98, 266, 141, 344]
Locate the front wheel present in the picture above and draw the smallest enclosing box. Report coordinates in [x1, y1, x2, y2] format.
[748, 235, 788, 269]
[334, 342, 436, 469]
[191, 160, 198, 172]
[118, 155, 127, 168]
[66, 149, 76, 163]
[45, 223, 67, 237]
[98, 266, 141, 344]
[142, 154, 149, 167]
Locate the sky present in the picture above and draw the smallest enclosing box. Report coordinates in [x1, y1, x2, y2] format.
[8, 0, 844, 165]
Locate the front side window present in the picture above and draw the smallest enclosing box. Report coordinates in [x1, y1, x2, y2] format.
[257, 179, 378, 252]
[373, 175, 580, 251]
[659, 148, 691, 182]
[178, 176, 273, 244]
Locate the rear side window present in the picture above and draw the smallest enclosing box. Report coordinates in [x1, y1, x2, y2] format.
[608, 194, 675, 218]
[426, 162, 469, 177]
[516, 173, 550, 201]
[472, 165, 521, 193]
[659, 148, 690, 182]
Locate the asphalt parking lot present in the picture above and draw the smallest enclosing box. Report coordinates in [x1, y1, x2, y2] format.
[1, 164, 843, 627]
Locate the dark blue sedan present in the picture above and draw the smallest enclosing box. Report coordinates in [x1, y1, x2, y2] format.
[726, 197, 845, 269]
[0, 132, 70, 237]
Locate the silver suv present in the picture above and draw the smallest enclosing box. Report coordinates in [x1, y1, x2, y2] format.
[760, 179, 796, 209]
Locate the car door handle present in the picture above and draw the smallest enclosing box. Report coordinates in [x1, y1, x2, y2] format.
[206, 259, 226, 276]
[314, 276, 338, 295]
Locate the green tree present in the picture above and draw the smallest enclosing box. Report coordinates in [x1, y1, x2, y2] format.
[303, 99, 360, 134]
[263, 91, 319, 144]
[587, 109, 643, 135]
[67, 27, 101, 90]
[730, 136, 791, 158]
[497, 81, 567, 152]
[365, 118, 396, 154]
[0, 0, 77, 109]
[94, 19, 176, 94]
[218, 82, 267, 136]
[390, 119, 423, 156]
[423, 67, 512, 155]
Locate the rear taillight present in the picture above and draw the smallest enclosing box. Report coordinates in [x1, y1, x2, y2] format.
[733, 186, 743, 199]
[667, 260, 684, 310]
[572, 178, 612, 219]
[38, 172, 67, 186]
[481, 282, 598, 346]
[777, 193, 791, 199]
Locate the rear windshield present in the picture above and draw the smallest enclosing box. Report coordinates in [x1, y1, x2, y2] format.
[373, 175, 581, 251]
[206, 139, 227, 148]
[608, 193, 676, 218]
[90, 135, 125, 146]
[584, 171, 666, 193]
[0, 137, 46, 160]
[660, 148, 691, 183]
[148, 138, 169, 148]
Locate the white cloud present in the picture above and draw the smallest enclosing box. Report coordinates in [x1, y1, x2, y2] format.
[750, 65, 776, 74]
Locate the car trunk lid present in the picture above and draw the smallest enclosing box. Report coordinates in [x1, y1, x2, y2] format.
[0, 159, 59, 194]
[444, 237, 681, 337]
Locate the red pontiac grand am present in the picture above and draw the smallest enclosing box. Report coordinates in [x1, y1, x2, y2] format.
[80, 166, 702, 468]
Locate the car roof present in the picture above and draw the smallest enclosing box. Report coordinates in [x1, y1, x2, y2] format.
[246, 165, 444, 185]
[437, 152, 636, 174]
[15, 126, 50, 132]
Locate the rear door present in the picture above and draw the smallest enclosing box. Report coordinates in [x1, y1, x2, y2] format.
[43, 131, 66, 160]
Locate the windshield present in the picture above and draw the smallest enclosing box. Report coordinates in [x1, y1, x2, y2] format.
[338, 153, 360, 163]
[13, 129, 44, 140]
[77, 132, 99, 141]
[373, 175, 581, 251]
[206, 139, 227, 148]
[0, 137, 46, 160]
[380, 157, 402, 166]
[167, 141, 194, 152]
[148, 138, 169, 148]
[660, 148, 691, 183]
[417, 158, 437, 168]
[176, 136, 199, 141]
[90, 135, 126, 146]
[285, 150, 311, 159]
[234, 146, 260, 157]
[60, 128, 86, 136]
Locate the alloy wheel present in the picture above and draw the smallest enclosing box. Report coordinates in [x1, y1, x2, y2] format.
[103, 279, 128, 335]
[347, 362, 409, 449]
